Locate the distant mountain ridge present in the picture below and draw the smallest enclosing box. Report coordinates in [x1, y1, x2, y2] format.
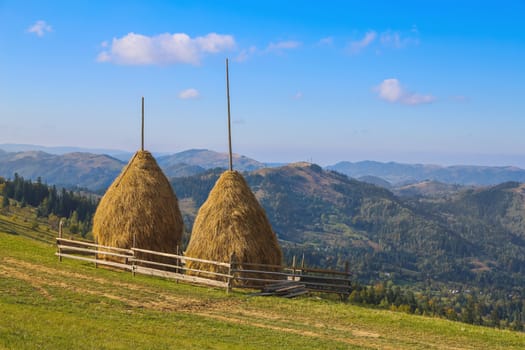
[156, 149, 266, 172]
[328, 160, 525, 186]
[0, 143, 130, 158]
[3, 144, 525, 188]
[0, 151, 124, 191]
[0, 148, 266, 191]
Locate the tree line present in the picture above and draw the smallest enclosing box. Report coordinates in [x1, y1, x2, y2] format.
[1, 174, 98, 236]
[348, 281, 524, 331]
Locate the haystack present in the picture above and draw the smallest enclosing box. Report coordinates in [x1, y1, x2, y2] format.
[185, 170, 282, 285]
[93, 150, 183, 262]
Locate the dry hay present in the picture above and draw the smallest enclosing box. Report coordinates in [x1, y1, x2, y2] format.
[185, 170, 282, 286]
[93, 150, 183, 264]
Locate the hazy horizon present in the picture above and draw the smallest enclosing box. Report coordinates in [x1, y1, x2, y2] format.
[2, 142, 525, 169]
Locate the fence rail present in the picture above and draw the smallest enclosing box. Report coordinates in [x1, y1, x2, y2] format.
[56, 238, 351, 298]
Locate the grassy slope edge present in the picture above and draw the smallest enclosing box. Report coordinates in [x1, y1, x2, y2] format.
[1, 227, 524, 349]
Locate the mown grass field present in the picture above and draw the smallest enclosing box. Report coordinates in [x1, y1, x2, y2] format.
[1, 213, 524, 349]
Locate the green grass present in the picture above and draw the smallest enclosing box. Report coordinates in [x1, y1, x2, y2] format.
[1, 219, 524, 349]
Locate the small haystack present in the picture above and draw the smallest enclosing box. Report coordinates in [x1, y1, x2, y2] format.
[185, 170, 282, 284]
[93, 150, 183, 261]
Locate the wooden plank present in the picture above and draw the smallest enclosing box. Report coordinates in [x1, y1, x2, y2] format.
[134, 266, 185, 280]
[55, 253, 132, 270]
[58, 245, 132, 259]
[56, 238, 132, 254]
[178, 274, 228, 289]
[234, 276, 284, 283]
[298, 266, 352, 276]
[231, 268, 290, 277]
[302, 281, 352, 290]
[282, 289, 309, 298]
[273, 284, 306, 293]
[131, 247, 183, 260]
[182, 267, 232, 279]
[295, 275, 350, 284]
[262, 280, 300, 289]
[130, 258, 182, 270]
[132, 248, 231, 268]
[251, 281, 309, 298]
[134, 266, 228, 288]
[179, 256, 231, 268]
[238, 262, 284, 269]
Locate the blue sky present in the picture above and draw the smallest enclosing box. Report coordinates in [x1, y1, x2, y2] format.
[1, 1, 524, 166]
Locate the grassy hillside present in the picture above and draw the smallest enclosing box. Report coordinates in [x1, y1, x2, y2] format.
[1, 221, 524, 349]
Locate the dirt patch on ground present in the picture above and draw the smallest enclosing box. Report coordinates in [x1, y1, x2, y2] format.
[194, 311, 392, 348]
[352, 329, 380, 338]
[0, 264, 54, 300]
[0, 257, 230, 313]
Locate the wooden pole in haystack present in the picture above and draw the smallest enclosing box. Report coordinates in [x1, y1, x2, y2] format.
[226, 58, 233, 171]
[141, 96, 145, 151]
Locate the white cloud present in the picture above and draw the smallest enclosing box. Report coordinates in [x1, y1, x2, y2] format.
[178, 88, 200, 99]
[97, 32, 235, 65]
[27, 20, 52, 37]
[375, 79, 435, 105]
[377, 79, 403, 102]
[348, 31, 377, 54]
[96, 51, 111, 62]
[266, 40, 301, 53]
[403, 94, 435, 105]
[235, 45, 257, 62]
[347, 29, 419, 54]
[234, 40, 300, 62]
[380, 30, 419, 49]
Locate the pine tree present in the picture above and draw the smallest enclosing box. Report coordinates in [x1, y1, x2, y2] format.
[2, 195, 9, 208]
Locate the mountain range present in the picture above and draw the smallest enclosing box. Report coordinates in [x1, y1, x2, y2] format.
[0, 148, 266, 191]
[329, 161, 525, 186]
[2, 144, 525, 190]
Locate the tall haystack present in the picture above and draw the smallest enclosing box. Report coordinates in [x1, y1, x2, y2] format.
[93, 150, 183, 260]
[185, 170, 282, 284]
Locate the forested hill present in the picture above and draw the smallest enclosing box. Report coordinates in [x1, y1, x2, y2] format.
[172, 163, 525, 292]
[0, 150, 124, 191]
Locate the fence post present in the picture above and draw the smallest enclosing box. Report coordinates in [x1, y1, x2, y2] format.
[175, 245, 180, 278]
[292, 255, 297, 281]
[58, 219, 63, 262]
[131, 249, 136, 277]
[342, 261, 351, 301]
[227, 253, 236, 294]
[94, 237, 98, 269]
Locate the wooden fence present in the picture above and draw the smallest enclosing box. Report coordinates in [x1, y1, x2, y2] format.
[56, 237, 232, 290]
[56, 238, 352, 298]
